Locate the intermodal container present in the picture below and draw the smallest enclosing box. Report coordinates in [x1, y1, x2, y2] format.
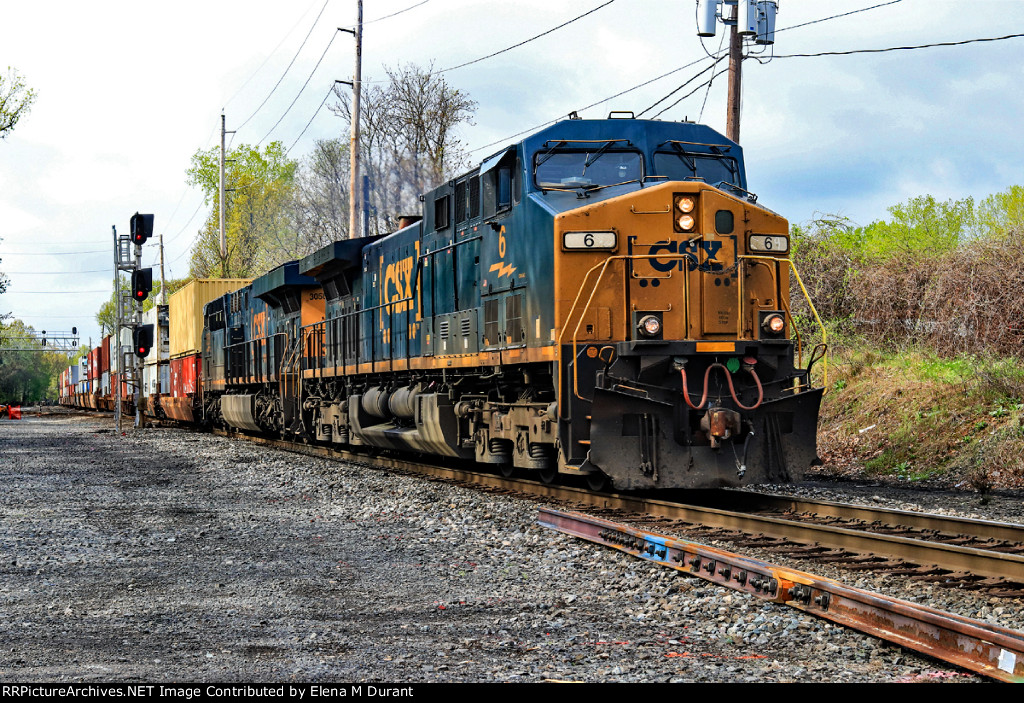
[170, 354, 201, 397]
[169, 279, 251, 359]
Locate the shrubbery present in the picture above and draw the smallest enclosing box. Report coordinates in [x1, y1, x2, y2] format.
[792, 186, 1024, 487]
[791, 188, 1024, 356]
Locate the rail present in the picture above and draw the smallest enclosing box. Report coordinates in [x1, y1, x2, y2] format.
[558, 253, 695, 403]
[539, 508, 1024, 683]
[223, 332, 287, 386]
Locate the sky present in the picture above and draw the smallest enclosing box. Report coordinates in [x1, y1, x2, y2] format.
[2, 0, 1023, 348]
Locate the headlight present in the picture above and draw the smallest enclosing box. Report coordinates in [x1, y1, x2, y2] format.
[762, 313, 786, 334]
[638, 315, 662, 337]
[677, 214, 695, 231]
[676, 196, 695, 213]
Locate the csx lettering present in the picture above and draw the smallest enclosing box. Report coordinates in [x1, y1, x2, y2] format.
[629, 236, 724, 272]
[252, 311, 268, 339]
[383, 256, 415, 314]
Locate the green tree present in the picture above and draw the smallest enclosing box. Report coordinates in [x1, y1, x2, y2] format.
[0, 319, 67, 403]
[94, 277, 189, 335]
[0, 67, 36, 139]
[186, 142, 298, 277]
[858, 195, 975, 258]
[976, 185, 1024, 239]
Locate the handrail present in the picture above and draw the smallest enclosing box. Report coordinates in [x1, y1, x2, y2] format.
[224, 332, 288, 384]
[736, 257, 805, 365]
[557, 253, 697, 404]
[738, 255, 828, 387]
[559, 253, 828, 406]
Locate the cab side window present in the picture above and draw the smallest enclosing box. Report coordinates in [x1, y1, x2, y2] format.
[483, 150, 518, 219]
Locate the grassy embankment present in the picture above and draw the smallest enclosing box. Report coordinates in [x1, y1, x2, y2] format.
[810, 343, 1024, 491]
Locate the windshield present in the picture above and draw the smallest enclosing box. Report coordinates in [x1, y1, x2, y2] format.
[535, 150, 643, 189]
[653, 151, 740, 187]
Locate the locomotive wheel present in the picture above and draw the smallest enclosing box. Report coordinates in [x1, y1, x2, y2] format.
[499, 463, 515, 478]
[586, 472, 608, 492]
[537, 467, 557, 485]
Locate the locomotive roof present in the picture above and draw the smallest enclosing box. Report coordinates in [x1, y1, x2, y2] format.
[515, 117, 746, 190]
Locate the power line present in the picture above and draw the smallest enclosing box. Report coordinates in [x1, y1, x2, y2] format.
[776, 33, 1024, 58]
[470, 54, 715, 155]
[653, 69, 729, 120]
[223, 0, 324, 110]
[236, 0, 331, 131]
[4, 269, 108, 275]
[435, 0, 617, 75]
[14, 290, 109, 295]
[637, 56, 724, 118]
[288, 85, 336, 154]
[1, 249, 108, 256]
[260, 31, 340, 145]
[699, 32, 728, 122]
[364, 0, 430, 24]
[776, 0, 903, 35]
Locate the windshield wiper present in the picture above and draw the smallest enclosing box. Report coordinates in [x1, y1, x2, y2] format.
[583, 140, 616, 170]
[668, 142, 697, 174]
[535, 140, 568, 169]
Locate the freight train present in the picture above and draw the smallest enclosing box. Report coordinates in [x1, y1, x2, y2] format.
[61, 115, 825, 491]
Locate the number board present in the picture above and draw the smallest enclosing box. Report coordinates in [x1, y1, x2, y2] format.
[563, 231, 617, 251]
[748, 234, 789, 253]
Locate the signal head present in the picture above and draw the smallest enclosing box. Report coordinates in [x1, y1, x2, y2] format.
[131, 268, 154, 302]
[133, 324, 154, 358]
[130, 213, 154, 245]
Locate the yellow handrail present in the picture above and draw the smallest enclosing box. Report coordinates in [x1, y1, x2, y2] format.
[558, 253, 828, 405]
[557, 253, 696, 402]
[739, 255, 828, 388]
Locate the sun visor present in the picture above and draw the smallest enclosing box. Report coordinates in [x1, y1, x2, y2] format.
[479, 148, 514, 175]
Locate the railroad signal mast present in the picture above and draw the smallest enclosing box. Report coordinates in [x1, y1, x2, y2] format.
[696, 0, 778, 143]
[113, 212, 154, 433]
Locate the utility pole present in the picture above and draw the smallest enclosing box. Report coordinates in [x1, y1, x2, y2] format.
[219, 113, 235, 271]
[696, 0, 777, 144]
[220, 113, 227, 261]
[113, 225, 122, 435]
[725, 3, 742, 143]
[349, 0, 363, 240]
[158, 233, 167, 305]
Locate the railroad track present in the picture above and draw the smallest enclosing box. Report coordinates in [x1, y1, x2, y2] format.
[203, 425, 1024, 680]
[212, 427, 1024, 596]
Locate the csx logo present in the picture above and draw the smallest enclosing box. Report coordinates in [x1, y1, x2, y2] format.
[627, 235, 726, 272]
[252, 311, 267, 339]
[383, 256, 415, 314]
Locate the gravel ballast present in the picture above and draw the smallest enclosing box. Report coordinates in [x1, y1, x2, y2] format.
[1, 413, 1013, 683]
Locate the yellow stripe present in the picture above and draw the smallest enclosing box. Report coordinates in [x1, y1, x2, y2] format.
[695, 342, 735, 353]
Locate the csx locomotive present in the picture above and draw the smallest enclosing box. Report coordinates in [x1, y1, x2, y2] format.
[66, 115, 825, 491]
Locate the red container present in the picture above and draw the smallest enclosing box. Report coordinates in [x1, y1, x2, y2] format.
[100, 335, 111, 375]
[170, 354, 201, 397]
[88, 348, 99, 381]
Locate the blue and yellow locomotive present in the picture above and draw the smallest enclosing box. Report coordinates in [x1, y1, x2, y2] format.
[202, 115, 824, 491]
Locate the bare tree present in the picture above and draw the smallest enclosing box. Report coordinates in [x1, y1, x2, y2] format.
[294, 138, 351, 249]
[331, 63, 476, 236]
